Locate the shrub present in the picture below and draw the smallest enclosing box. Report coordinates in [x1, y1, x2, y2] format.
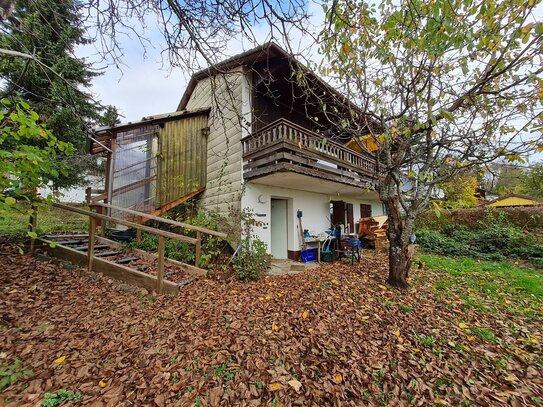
[232, 235, 270, 281]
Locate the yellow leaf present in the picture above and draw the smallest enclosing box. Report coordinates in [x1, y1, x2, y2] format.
[277, 292, 283, 297]
[356, 330, 363, 336]
[265, 295, 272, 300]
[434, 398, 448, 405]
[98, 380, 107, 388]
[392, 330, 401, 337]
[314, 116, 319, 122]
[463, 345, 471, 351]
[458, 322, 469, 329]
[302, 311, 309, 319]
[53, 356, 66, 365]
[269, 382, 282, 391]
[307, 328, 314, 333]
[331, 279, 339, 285]
[230, 290, 237, 294]
[272, 324, 279, 331]
[467, 336, 475, 341]
[378, 284, 388, 291]
[259, 297, 265, 301]
[185, 311, 193, 317]
[335, 373, 343, 383]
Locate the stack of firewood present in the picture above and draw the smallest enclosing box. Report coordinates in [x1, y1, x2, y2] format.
[358, 216, 389, 251]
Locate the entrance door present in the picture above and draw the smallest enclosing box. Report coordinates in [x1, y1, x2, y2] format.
[271, 199, 288, 259]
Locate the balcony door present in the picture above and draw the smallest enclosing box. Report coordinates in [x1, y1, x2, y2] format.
[271, 198, 288, 259]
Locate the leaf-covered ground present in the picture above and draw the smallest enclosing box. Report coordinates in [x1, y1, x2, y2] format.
[1, 246, 542, 406]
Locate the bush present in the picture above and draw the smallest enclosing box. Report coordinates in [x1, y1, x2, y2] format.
[232, 235, 270, 281]
[416, 212, 543, 267]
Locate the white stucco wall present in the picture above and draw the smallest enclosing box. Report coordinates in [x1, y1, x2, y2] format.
[241, 182, 384, 256]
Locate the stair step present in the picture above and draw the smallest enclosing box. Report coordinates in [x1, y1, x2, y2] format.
[115, 257, 140, 264]
[75, 244, 109, 251]
[44, 233, 88, 239]
[95, 251, 123, 258]
[56, 239, 89, 245]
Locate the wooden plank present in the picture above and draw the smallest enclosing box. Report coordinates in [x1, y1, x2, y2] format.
[157, 236, 165, 294]
[195, 231, 201, 267]
[52, 203, 199, 244]
[149, 187, 207, 219]
[36, 238, 179, 295]
[88, 217, 96, 272]
[244, 162, 374, 189]
[96, 237, 208, 277]
[95, 199, 226, 238]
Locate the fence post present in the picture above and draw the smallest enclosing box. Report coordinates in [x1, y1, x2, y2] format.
[29, 203, 38, 253]
[195, 231, 202, 267]
[157, 235, 165, 294]
[136, 229, 142, 244]
[88, 216, 96, 272]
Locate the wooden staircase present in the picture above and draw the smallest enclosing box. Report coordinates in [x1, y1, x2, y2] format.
[31, 203, 227, 295]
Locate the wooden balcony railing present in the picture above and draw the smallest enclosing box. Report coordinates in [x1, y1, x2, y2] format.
[241, 118, 378, 187]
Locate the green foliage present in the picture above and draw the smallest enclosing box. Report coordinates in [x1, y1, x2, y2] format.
[232, 235, 269, 281]
[0, 358, 33, 391]
[439, 172, 478, 208]
[42, 389, 82, 407]
[0, 99, 73, 212]
[416, 210, 543, 266]
[519, 163, 543, 198]
[0, 0, 119, 188]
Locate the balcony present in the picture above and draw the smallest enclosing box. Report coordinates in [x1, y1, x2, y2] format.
[241, 119, 378, 189]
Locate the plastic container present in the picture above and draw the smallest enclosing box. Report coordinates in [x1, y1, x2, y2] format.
[301, 249, 317, 262]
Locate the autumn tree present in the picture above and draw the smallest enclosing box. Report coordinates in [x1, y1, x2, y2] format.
[439, 171, 478, 208]
[520, 162, 543, 198]
[319, 0, 543, 286]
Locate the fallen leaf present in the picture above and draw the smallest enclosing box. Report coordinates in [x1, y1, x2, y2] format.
[392, 330, 401, 337]
[335, 373, 343, 383]
[269, 382, 282, 391]
[98, 380, 107, 388]
[308, 328, 314, 333]
[53, 356, 66, 365]
[458, 322, 469, 329]
[331, 279, 339, 285]
[185, 311, 193, 317]
[302, 311, 309, 319]
[288, 379, 302, 392]
[272, 324, 279, 331]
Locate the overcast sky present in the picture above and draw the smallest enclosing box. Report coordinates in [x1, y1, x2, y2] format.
[78, 3, 324, 123]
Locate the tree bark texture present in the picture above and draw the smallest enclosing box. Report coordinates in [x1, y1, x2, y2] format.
[384, 194, 416, 288]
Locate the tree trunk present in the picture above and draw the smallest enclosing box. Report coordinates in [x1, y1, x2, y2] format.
[384, 195, 416, 288]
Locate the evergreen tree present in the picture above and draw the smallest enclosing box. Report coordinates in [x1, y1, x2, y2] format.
[0, 0, 117, 188]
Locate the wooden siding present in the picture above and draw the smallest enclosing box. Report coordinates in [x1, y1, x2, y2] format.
[184, 70, 245, 215]
[156, 114, 209, 207]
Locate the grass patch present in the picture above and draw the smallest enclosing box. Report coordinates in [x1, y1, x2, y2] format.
[472, 327, 498, 344]
[0, 204, 87, 239]
[419, 254, 543, 298]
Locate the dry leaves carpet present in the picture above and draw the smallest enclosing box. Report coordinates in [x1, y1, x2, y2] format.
[1, 245, 542, 406]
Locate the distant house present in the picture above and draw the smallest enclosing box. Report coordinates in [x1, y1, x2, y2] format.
[482, 193, 543, 208]
[90, 43, 384, 260]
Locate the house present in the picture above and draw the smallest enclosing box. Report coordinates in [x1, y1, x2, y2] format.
[90, 43, 384, 260]
[481, 193, 543, 208]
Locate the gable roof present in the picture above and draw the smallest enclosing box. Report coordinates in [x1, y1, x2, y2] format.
[482, 193, 543, 207]
[176, 42, 380, 133]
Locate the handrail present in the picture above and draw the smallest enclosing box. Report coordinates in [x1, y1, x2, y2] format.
[93, 202, 228, 239]
[244, 118, 375, 163]
[52, 202, 198, 244]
